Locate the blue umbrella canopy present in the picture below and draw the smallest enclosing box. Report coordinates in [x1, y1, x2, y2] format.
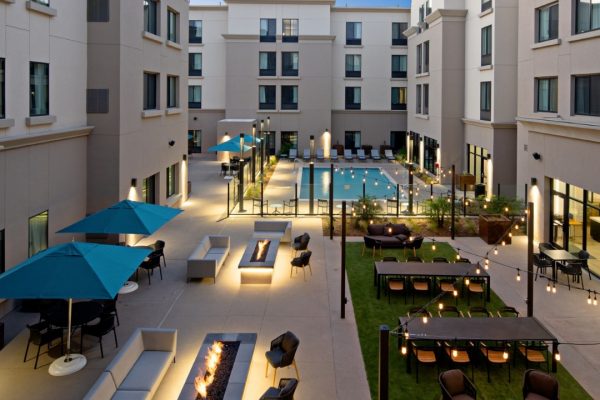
[207, 140, 251, 153]
[229, 134, 262, 145]
[0, 242, 152, 300]
[58, 200, 182, 235]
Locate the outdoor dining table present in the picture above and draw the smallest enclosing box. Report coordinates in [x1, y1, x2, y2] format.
[373, 261, 491, 302]
[541, 249, 580, 280]
[398, 316, 559, 373]
[47, 301, 103, 329]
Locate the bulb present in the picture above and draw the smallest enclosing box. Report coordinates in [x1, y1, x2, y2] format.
[521, 216, 525, 222]
[503, 351, 509, 360]
[594, 294, 598, 306]
[502, 240, 506, 246]
[456, 254, 461, 260]
[588, 294, 592, 305]
[369, 220, 373, 224]
[432, 244, 436, 251]
[552, 284, 557, 294]
[452, 349, 458, 358]
[465, 278, 470, 286]
[546, 282, 551, 292]
[555, 352, 561, 362]
[423, 316, 428, 324]
[453, 289, 458, 297]
[438, 303, 444, 310]
[476, 268, 481, 275]
[401, 346, 407, 355]
[509, 232, 513, 238]
[483, 204, 487, 209]
[516, 270, 521, 282]
[494, 248, 498, 255]
[515, 224, 519, 230]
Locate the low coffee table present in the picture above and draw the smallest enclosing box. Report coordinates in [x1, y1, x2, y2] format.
[238, 238, 280, 284]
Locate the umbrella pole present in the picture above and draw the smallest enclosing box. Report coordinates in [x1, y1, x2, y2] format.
[48, 297, 87, 376]
[66, 298, 72, 362]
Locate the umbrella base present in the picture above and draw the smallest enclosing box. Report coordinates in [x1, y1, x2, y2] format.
[49, 354, 87, 376]
[119, 281, 139, 294]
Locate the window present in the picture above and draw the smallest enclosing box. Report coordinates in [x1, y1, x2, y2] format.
[480, 81, 492, 120]
[28, 211, 48, 257]
[0, 229, 4, 274]
[259, 85, 276, 110]
[390, 131, 407, 153]
[537, 3, 558, 42]
[467, 144, 489, 184]
[416, 44, 422, 74]
[260, 18, 276, 42]
[282, 52, 299, 77]
[0, 58, 4, 119]
[576, 0, 600, 34]
[30, 62, 49, 116]
[167, 8, 178, 43]
[281, 86, 298, 110]
[345, 55, 361, 78]
[188, 85, 202, 109]
[167, 75, 178, 108]
[392, 55, 407, 78]
[281, 131, 298, 151]
[574, 75, 600, 116]
[346, 22, 362, 45]
[143, 72, 158, 110]
[423, 84, 429, 115]
[188, 130, 202, 153]
[391, 87, 407, 110]
[345, 87, 361, 110]
[143, 174, 156, 204]
[259, 52, 276, 76]
[423, 41, 429, 73]
[32, 0, 50, 5]
[392, 22, 408, 46]
[144, 0, 159, 35]
[416, 84, 422, 114]
[481, 25, 492, 66]
[88, 0, 109, 22]
[189, 53, 202, 76]
[345, 131, 361, 152]
[536, 77, 558, 113]
[423, 136, 438, 173]
[481, 0, 492, 13]
[282, 19, 299, 42]
[189, 20, 202, 43]
[166, 163, 178, 198]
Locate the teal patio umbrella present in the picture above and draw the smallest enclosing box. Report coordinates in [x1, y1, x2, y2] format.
[207, 140, 251, 153]
[58, 200, 182, 236]
[229, 134, 262, 145]
[0, 242, 152, 376]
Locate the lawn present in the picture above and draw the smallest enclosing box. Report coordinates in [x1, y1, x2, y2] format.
[345, 241, 591, 400]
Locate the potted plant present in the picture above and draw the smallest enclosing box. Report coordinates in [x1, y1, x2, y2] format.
[479, 214, 512, 244]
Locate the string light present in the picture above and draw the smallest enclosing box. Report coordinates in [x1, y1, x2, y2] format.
[588, 291, 592, 305]
[503, 351, 509, 360]
[452, 348, 458, 358]
[438, 303, 444, 310]
[476, 266, 481, 275]
[423, 316, 428, 324]
[516, 269, 521, 282]
[546, 281, 551, 292]
[401, 345, 407, 355]
[453, 289, 458, 297]
[555, 351, 561, 362]
[552, 281, 557, 294]
[494, 248, 498, 255]
[484, 258, 489, 270]
[594, 292, 598, 306]
[502, 240, 506, 246]
[431, 241, 436, 251]
[465, 278, 470, 286]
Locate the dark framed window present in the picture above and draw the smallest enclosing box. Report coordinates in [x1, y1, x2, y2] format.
[423, 84, 429, 115]
[390, 131, 407, 153]
[88, 0, 109, 22]
[282, 18, 299, 42]
[480, 81, 492, 121]
[189, 20, 202, 43]
[481, 0, 492, 13]
[467, 144, 489, 184]
[281, 131, 298, 150]
[416, 84, 422, 114]
[189, 53, 202, 76]
[259, 52, 276, 76]
[416, 44, 422, 74]
[576, 0, 600, 34]
[345, 87, 361, 110]
[410, 132, 420, 163]
[189, 129, 202, 153]
[28, 211, 48, 257]
[536, 77, 558, 113]
[143, 174, 157, 204]
[32, 0, 50, 5]
[259, 85, 276, 110]
[481, 25, 492, 66]
[282, 52, 299, 76]
[0, 229, 4, 274]
[0, 58, 4, 119]
[345, 131, 361, 152]
[167, 8, 178, 43]
[346, 22, 362, 45]
[423, 41, 429, 73]
[391, 87, 406, 110]
[144, 0, 159, 35]
[281, 86, 298, 110]
[345, 55, 361, 78]
[392, 55, 407, 78]
[143, 72, 158, 110]
[536, 3, 558, 42]
[167, 75, 178, 108]
[423, 136, 438, 173]
[574, 75, 600, 116]
[188, 85, 202, 109]
[166, 163, 178, 198]
[392, 22, 408, 46]
[260, 18, 276, 42]
[30, 62, 49, 116]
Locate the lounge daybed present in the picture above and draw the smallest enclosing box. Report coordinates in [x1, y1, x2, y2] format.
[365, 223, 412, 248]
[253, 221, 292, 243]
[187, 236, 230, 283]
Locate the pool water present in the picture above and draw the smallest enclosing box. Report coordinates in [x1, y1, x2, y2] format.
[299, 167, 398, 200]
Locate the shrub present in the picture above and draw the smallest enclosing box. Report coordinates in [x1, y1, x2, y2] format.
[423, 196, 451, 228]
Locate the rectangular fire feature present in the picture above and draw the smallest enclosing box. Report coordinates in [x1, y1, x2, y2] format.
[238, 238, 279, 284]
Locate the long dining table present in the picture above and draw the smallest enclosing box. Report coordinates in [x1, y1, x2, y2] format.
[540, 248, 580, 281]
[373, 261, 491, 302]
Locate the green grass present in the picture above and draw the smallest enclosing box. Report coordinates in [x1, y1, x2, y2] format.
[346, 242, 591, 400]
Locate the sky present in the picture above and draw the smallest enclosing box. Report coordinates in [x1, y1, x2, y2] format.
[190, 0, 412, 7]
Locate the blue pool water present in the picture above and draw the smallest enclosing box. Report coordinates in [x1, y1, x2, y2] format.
[299, 167, 398, 200]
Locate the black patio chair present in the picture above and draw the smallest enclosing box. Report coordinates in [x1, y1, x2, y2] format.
[467, 306, 492, 318]
[412, 340, 440, 383]
[93, 294, 120, 326]
[432, 257, 449, 263]
[290, 251, 312, 281]
[260, 378, 299, 400]
[283, 199, 297, 214]
[23, 321, 63, 369]
[404, 236, 424, 257]
[407, 256, 423, 262]
[522, 369, 559, 400]
[466, 278, 485, 305]
[439, 369, 476, 400]
[387, 276, 406, 304]
[265, 331, 300, 386]
[412, 278, 432, 304]
[362, 236, 382, 258]
[533, 253, 552, 281]
[575, 250, 593, 280]
[557, 261, 584, 290]
[438, 305, 464, 318]
[220, 162, 229, 176]
[480, 341, 511, 382]
[252, 198, 269, 214]
[317, 199, 328, 214]
[291, 233, 310, 258]
[407, 306, 432, 318]
[137, 252, 163, 285]
[518, 341, 549, 371]
[443, 341, 475, 381]
[456, 257, 471, 263]
[153, 240, 167, 268]
[80, 314, 118, 358]
[497, 306, 519, 318]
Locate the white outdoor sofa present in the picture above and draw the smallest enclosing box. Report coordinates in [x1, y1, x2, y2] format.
[252, 221, 292, 243]
[187, 236, 230, 283]
[84, 328, 177, 400]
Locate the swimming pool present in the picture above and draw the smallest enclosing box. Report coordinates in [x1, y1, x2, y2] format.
[298, 167, 398, 200]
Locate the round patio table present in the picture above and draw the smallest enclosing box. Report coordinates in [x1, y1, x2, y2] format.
[47, 301, 103, 329]
[271, 203, 283, 214]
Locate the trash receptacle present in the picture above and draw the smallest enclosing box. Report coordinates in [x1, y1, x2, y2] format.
[475, 184, 486, 197]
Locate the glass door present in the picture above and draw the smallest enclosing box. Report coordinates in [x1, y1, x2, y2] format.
[28, 211, 48, 257]
[143, 174, 157, 204]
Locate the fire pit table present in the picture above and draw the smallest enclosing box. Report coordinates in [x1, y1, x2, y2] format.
[238, 238, 280, 284]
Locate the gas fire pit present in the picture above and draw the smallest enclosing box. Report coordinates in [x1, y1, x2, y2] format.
[238, 238, 280, 284]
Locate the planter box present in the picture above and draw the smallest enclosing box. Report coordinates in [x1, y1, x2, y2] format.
[479, 214, 512, 244]
[457, 174, 476, 188]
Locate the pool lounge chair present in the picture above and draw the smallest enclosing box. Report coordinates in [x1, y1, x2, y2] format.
[289, 148, 297, 161]
[330, 149, 339, 161]
[303, 149, 311, 161]
[344, 149, 354, 161]
[316, 148, 325, 161]
[371, 149, 382, 161]
[385, 149, 395, 161]
[357, 149, 366, 161]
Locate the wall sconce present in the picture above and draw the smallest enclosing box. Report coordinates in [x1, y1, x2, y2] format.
[532, 152, 542, 160]
[131, 178, 137, 187]
[487, 153, 492, 159]
[531, 177, 538, 186]
[168, 140, 175, 147]
[183, 154, 187, 161]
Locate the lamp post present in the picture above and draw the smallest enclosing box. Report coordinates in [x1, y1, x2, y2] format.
[309, 161, 315, 214]
[527, 201, 534, 317]
[408, 165, 414, 215]
[329, 163, 334, 240]
[238, 134, 246, 212]
[251, 124, 256, 183]
[451, 164, 456, 240]
[310, 135, 315, 160]
[341, 201, 347, 319]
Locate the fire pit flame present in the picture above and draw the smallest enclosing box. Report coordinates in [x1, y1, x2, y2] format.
[256, 240, 269, 262]
[194, 341, 224, 398]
